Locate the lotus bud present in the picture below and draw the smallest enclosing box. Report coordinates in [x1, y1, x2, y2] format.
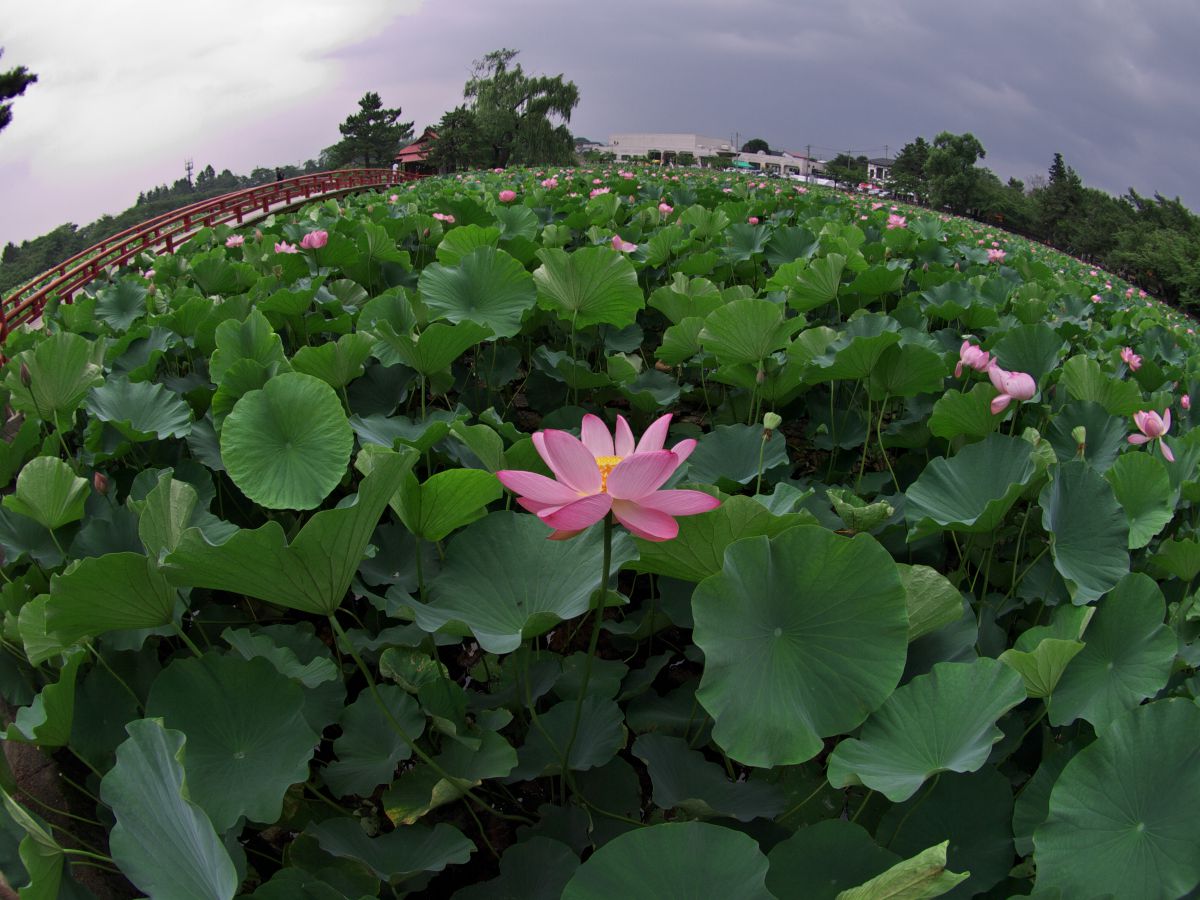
[19, 362, 31, 388]
[756, 368, 766, 384]
[93, 471, 109, 495]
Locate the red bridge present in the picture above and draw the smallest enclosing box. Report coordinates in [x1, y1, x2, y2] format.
[1, 168, 424, 342]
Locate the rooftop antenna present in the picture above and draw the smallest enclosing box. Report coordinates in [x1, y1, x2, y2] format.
[184, 157, 194, 186]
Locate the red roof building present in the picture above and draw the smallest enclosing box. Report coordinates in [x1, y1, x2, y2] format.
[395, 127, 439, 172]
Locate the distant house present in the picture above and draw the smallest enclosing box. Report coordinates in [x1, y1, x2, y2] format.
[604, 133, 737, 167]
[736, 148, 822, 178]
[867, 158, 893, 183]
[395, 127, 439, 173]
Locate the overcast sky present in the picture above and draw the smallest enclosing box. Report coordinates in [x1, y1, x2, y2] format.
[2, 0, 1198, 248]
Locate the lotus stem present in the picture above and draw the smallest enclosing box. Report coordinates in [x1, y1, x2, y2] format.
[561, 514, 613, 778]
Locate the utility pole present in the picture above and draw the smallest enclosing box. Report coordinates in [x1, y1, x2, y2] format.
[806, 144, 812, 182]
[184, 157, 194, 186]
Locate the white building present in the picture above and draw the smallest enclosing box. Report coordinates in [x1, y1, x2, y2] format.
[867, 158, 893, 183]
[735, 149, 822, 178]
[605, 133, 737, 165]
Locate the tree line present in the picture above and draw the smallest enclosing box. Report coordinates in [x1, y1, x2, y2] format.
[877, 133, 1200, 309]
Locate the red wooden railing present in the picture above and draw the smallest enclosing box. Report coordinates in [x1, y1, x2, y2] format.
[1, 168, 426, 342]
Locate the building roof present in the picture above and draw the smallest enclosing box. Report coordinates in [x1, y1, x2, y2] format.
[395, 128, 439, 162]
[868, 158, 893, 167]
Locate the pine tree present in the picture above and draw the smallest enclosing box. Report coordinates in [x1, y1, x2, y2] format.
[0, 47, 38, 133]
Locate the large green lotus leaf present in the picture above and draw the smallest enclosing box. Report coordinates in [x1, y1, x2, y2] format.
[164, 449, 415, 615]
[220, 372, 353, 510]
[4, 649, 84, 746]
[419, 246, 535, 338]
[1045, 400, 1127, 472]
[85, 376, 193, 441]
[927, 384, 998, 441]
[130, 472, 237, 563]
[1035, 700, 1200, 898]
[877, 767, 1015, 898]
[990, 323, 1065, 386]
[511, 696, 625, 778]
[787, 253, 846, 313]
[2, 457, 89, 531]
[350, 412, 457, 453]
[627, 495, 810, 582]
[998, 638, 1084, 699]
[631, 733, 786, 821]
[868, 344, 948, 400]
[826, 658, 1025, 802]
[99, 719, 238, 900]
[452, 837, 579, 900]
[1039, 460, 1128, 604]
[4, 332, 105, 428]
[247, 867, 347, 899]
[411, 512, 635, 654]
[435, 223, 500, 266]
[375, 320, 493, 376]
[699, 298, 802, 366]
[0, 415, 40, 487]
[846, 262, 907, 299]
[810, 314, 903, 382]
[648, 273, 724, 324]
[905, 433, 1036, 537]
[643, 223, 688, 268]
[44, 552, 176, 650]
[307, 818, 473, 883]
[371, 464, 502, 543]
[210, 358, 273, 431]
[764, 225, 820, 268]
[1104, 451, 1174, 549]
[1011, 740, 1081, 857]
[1149, 537, 1200, 581]
[532, 246, 644, 330]
[656, 316, 707, 365]
[94, 278, 149, 331]
[764, 820, 900, 900]
[898, 564, 964, 642]
[561, 822, 773, 900]
[146, 653, 317, 832]
[323, 684, 425, 797]
[208, 308, 288, 384]
[836, 841, 968, 900]
[1059, 355, 1143, 416]
[222, 627, 338, 689]
[692, 527, 908, 767]
[685, 423, 790, 486]
[1048, 573, 1175, 730]
[290, 332, 374, 389]
[722, 222, 769, 263]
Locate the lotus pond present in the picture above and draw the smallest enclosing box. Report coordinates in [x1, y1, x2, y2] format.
[2, 165, 1200, 898]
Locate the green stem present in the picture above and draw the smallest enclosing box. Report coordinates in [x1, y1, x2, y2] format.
[856, 395, 872, 492]
[328, 615, 532, 825]
[777, 781, 830, 824]
[876, 394, 900, 493]
[172, 623, 204, 659]
[561, 515, 613, 776]
[849, 789, 874, 824]
[87, 644, 144, 714]
[754, 433, 768, 496]
[885, 774, 940, 848]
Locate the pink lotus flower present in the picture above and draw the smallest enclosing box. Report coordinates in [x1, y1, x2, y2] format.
[611, 234, 637, 253]
[274, 241, 299, 254]
[541, 177, 558, 188]
[658, 202, 674, 215]
[886, 214, 907, 230]
[988, 365, 1036, 414]
[1120, 347, 1142, 371]
[498, 189, 517, 203]
[748, 216, 760, 225]
[389, 194, 399, 202]
[987, 248, 1006, 263]
[495, 413, 720, 541]
[225, 234, 245, 248]
[300, 230, 328, 250]
[1129, 410, 1174, 462]
[432, 212, 456, 223]
[1091, 294, 1102, 304]
[955, 340, 991, 377]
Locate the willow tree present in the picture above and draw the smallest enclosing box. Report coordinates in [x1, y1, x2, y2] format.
[464, 49, 579, 168]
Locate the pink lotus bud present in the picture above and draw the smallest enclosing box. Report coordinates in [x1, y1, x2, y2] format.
[93, 472, 109, 495]
[1182, 394, 1191, 410]
[19, 362, 31, 388]
[299, 230, 328, 250]
[498, 189, 517, 203]
[748, 216, 760, 225]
